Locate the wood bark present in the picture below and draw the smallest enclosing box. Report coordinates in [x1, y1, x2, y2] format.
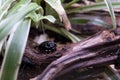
[25, 30, 120, 80]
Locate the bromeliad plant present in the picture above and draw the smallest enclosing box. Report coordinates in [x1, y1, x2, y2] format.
[0, 0, 71, 80]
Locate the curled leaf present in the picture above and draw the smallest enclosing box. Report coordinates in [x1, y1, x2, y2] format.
[45, 0, 71, 30]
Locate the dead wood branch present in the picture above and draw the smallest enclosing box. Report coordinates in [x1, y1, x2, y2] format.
[28, 30, 120, 80]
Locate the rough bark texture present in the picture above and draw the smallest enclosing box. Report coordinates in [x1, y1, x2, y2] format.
[24, 30, 120, 80]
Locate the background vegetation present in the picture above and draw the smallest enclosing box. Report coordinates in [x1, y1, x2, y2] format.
[0, 0, 120, 80]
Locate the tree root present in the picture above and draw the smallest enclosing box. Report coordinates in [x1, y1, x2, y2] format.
[25, 30, 120, 80]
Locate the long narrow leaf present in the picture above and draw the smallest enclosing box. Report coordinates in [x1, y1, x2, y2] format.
[0, 3, 39, 41]
[44, 0, 71, 30]
[45, 25, 80, 43]
[104, 0, 116, 29]
[7, 0, 31, 16]
[59, 28, 80, 43]
[0, 0, 15, 12]
[40, 15, 56, 23]
[0, 19, 31, 80]
[0, 0, 15, 20]
[68, 2, 120, 13]
[0, 0, 8, 6]
[105, 66, 120, 80]
[64, 0, 79, 9]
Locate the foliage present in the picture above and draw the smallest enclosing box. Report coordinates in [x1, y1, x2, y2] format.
[0, 0, 55, 80]
[0, 0, 119, 80]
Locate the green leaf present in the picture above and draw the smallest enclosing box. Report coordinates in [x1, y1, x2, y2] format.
[44, 0, 63, 16]
[0, 19, 31, 80]
[26, 6, 44, 22]
[44, 0, 71, 30]
[40, 15, 56, 23]
[0, 0, 15, 12]
[0, 3, 39, 41]
[27, 9, 55, 26]
[64, 0, 79, 9]
[105, 66, 120, 80]
[0, 0, 15, 20]
[7, 0, 31, 16]
[59, 28, 80, 43]
[61, 0, 64, 3]
[27, 11, 40, 22]
[90, 18, 111, 28]
[45, 24, 80, 43]
[68, 2, 120, 13]
[70, 18, 89, 24]
[32, 0, 42, 5]
[95, 0, 103, 3]
[104, 0, 116, 29]
[0, 0, 8, 6]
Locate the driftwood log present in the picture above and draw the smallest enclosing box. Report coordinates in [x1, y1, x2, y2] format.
[24, 29, 120, 80]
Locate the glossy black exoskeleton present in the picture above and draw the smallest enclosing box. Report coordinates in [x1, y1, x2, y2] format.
[38, 41, 57, 53]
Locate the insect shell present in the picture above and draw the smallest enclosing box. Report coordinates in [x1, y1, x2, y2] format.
[38, 41, 57, 53]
